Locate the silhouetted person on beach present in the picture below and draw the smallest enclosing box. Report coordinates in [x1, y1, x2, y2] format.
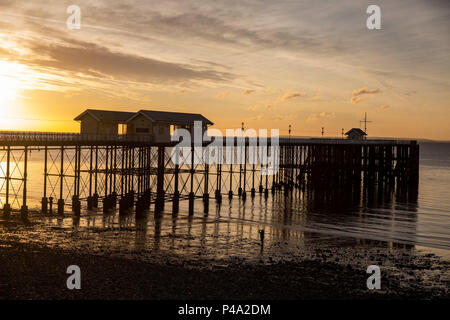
[259, 229, 265, 248]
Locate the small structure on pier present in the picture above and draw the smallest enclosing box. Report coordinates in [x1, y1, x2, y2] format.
[345, 128, 367, 141]
[127, 110, 213, 143]
[75, 109, 213, 142]
[74, 109, 135, 135]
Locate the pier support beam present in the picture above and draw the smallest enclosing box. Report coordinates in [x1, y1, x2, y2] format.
[58, 146, 64, 215]
[188, 192, 195, 215]
[173, 163, 180, 214]
[57, 199, 64, 215]
[188, 145, 195, 215]
[155, 146, 165, 213]
[42, 146, 48, 214]
[3, 146, 11, 218]
[21, 146, 31, 218]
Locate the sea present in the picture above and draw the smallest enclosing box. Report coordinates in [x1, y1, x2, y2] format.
[1, 141, 449, 261]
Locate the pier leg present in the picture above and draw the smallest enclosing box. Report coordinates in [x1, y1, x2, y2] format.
[242, 145, 247, 201]
[172, 191, 179, 214]
[72, 195, 81, 216]
[20, 146, 28, 215]
[57, 199, 64, 215]
[3, 146, 10, 217]
[41, 197, 48, 214]
[228, 163, 233, 199]
[188, 192, 195, 215]
[42, 146, 48, 214]
[104, 146, 109, 213]
[155, 146, 165, 213]
[48, 197, 54, 215]
[203, 162, 209, 214]
[173, 163, 179, 214]
[93, 146, 99, 208]
[251, 162, 256, 198]
[203, 193, 209, 214]
[188, 145, 195, 215]
[216, 163, 222, 203]
[58, 146, 64, 215]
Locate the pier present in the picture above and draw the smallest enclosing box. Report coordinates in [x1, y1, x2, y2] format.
[0, 131, 419, 218]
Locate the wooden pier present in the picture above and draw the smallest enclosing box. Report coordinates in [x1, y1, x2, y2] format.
[0, 131, 419, 218]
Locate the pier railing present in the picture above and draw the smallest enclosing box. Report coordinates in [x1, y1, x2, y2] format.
[0, 130, 417, 146]
[0, 131, 153, 143]
[279, 138, 416, 145]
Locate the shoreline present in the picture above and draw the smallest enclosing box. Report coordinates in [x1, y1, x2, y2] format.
[0, 236, 448, 300]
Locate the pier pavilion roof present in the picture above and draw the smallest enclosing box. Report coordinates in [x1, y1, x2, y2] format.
[129, 110, 214, 126]
[74, 109, 136, 123]
[345, 128, 367, 136]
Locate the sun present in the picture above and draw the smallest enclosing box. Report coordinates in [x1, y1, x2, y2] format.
[0, 60, 38, 129]
[0, 60, 26, 103]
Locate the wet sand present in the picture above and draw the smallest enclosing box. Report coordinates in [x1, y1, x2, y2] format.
[0, 215, 448, 300]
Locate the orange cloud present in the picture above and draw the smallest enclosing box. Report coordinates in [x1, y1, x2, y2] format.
[216, 91, 231, 99]
[350, 96, 362, 104]
[376, 104, 390, 112]
[172, 89, 188, 95]
[352, 87, 380, 96]
[247, 104, 272, 111]
[274, 114, 296, 121]
[249, 115, 263, 120]
[247, 105, 259, 111]
[277, 91, 306, 102]
[306, 112, 336, 122]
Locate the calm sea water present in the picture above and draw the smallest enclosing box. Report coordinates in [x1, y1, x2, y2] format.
[1, 141, 450, 260]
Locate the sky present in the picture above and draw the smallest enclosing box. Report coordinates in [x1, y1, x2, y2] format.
[0, 0, 448, 139]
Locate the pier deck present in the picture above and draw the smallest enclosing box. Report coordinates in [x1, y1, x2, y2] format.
[0, 131, 419, 218]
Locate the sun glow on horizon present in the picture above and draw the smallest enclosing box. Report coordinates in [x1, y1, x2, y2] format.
[0, 59, 49, 130]
[0, 60, 27, 102]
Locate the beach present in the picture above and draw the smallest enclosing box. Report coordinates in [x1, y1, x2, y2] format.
[1, 215, 448, 300]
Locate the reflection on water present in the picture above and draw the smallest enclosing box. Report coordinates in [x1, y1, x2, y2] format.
[1, 142, 450, 261]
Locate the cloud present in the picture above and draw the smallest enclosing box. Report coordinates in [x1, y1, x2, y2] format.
[265, 88, 282, 94]
[247, 104, 272, 111]
[352, 87, 380, 96]
[243, 89, 255, 95]
[375, 105, 390, 112]
[306, 112, 336, 122]
[350, 87, 380, 104]
[10, 36, 236, 85]
[277, 91, 306, 102]
[130, 11, 346, 56]
[247, 105, 259, 111]
[249, 115, 263, 121]
[274, 114, 296, 121]
[350, 96, 362, 104]
[172, 89, 188, 95]
[216, 91, 231, 99]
